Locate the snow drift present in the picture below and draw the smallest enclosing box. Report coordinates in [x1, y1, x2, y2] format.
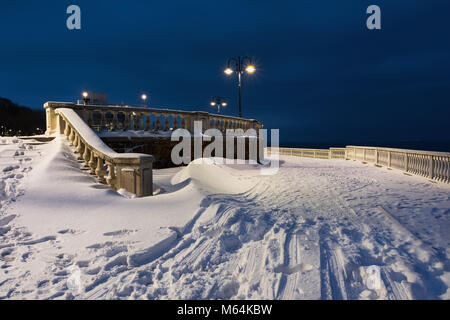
[1, 136, 450, 300]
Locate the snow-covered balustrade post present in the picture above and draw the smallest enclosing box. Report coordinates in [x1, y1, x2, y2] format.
[72, 133, 78, 149]
[64, 120, 70, 137]
[75, 134, 83, 157]
[68, 127, 75, 146]
[95, 156, 106, 183]
[82, 144, 90, 164]
[105, 162, 117, 188]
[88, 151, 96, 175]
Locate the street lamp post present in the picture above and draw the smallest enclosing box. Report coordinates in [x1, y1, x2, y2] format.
[210, 96, 227, 114]
[141, 94, 148, 107]
[224, 56, 255, 118]
[82, 91, 89, 105]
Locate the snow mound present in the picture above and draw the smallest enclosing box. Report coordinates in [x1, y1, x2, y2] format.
[171, 158, 256, 194]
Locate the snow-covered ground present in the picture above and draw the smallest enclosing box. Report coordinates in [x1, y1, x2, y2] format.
[0, 135, 449, 300]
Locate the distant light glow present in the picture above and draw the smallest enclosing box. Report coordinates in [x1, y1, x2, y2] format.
[210, 102, 216, 106]
[221, 102, 227, 106]
[141, 94, 147, 101]
[224, 67, 233, 75]
[82, 91, 88, 98]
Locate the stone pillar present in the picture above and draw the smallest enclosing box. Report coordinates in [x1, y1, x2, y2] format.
[404, 153, 409, 172]
[189, 112, 210, 132]
[164, 115, 170, 131]
[45, 108, 57, 135]
[184, 115, 190, 130]
[145, 113, 151, 130]
[89, 152, 96, 175]
[64, 121, 70, 137]
[173, 115, 178, 130]
[69, 127, 75, 145]
[429, 155, 434, 179]
[155, 114, 161, 131]
[112, 112, 118, 131]
[72, 133, 78, 148]
[100, 112, 106, 131]
[115, 156, 154, 197]
[124, 113, 130, 130]
[106, 162, 117, 188]
[95, 157, 106, 183]
[83, 145, 90, 165]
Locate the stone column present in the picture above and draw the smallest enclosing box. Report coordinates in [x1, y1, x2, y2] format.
[145, 113, 151, 130]
[189, 112, 210, 132]
[95, 157, 106, 183]
[89, 152, 96, 175]
[155, 114, 161, 131]
[83, 145, 90, 165]
[106, 162, 117, 188]
[64, 121, 70, 137]
[112, 112, 118, 131]
[164, 115, 170, 130]
[173, 115, 178, 130]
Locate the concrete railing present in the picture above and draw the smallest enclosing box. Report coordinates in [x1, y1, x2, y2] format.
[53, 108, 154, 197]
[44, 102, 263, 135]
[266, 147, 346, 159]
[266, 146, 450, 183]
[44, 102, 264, 196]
[346, 146, 450, 183]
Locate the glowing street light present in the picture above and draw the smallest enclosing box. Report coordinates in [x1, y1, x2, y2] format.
[141, 93, 148, 107]
[82, 91, 89, 105]
[210, 96, 227, 114]
[245, 65, 256, 73]
[224, 67, 233, 75]
[224, 56, 256, 118]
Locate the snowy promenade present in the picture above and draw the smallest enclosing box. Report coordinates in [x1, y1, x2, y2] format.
[1, 136, 449, 299]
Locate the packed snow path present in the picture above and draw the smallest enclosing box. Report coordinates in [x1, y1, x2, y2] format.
[0, 136, 449, 299]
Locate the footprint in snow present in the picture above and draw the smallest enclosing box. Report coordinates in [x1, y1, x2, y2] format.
[103, 229, 136, 237]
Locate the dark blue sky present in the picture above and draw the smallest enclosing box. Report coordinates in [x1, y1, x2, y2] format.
[1, 1, 449, 144]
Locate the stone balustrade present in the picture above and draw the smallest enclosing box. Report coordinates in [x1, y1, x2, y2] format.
[44, 102, 263, 136]
[266, 146, 450, 183]
[266, 147, 346, 159]
[346, 146, 450, 183]
[44, 102, 264, 197]
[52, 108, 154, 197]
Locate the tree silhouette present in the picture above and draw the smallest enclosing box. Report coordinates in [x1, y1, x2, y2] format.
[0, 98, 45, 136]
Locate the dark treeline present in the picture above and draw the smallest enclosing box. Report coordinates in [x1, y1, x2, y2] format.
[0, 97, 45, 136]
